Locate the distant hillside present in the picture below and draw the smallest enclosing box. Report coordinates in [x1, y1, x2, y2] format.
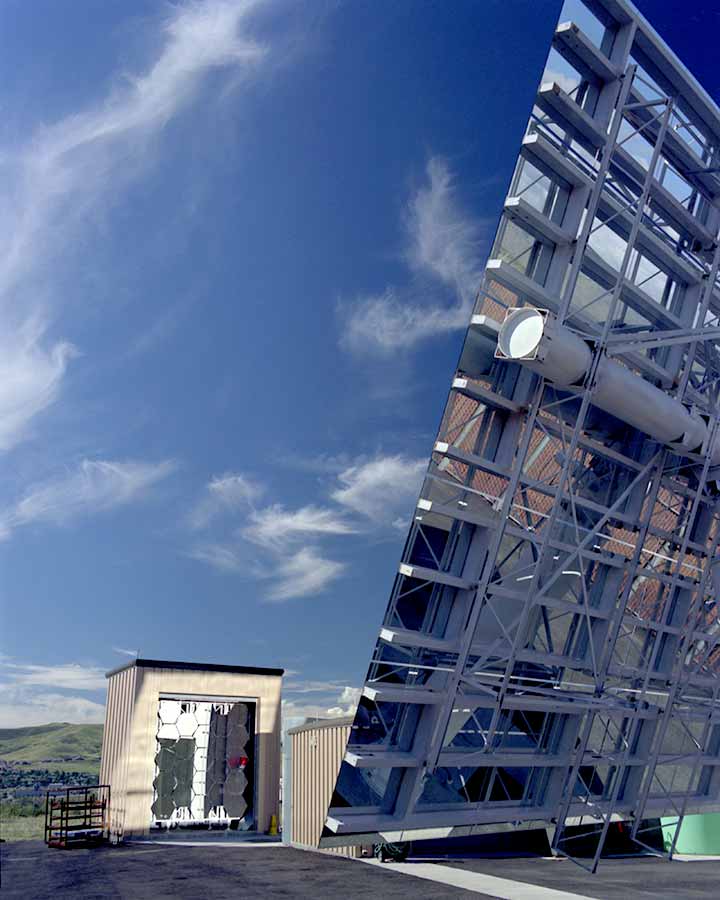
[0, 723, 103, 768]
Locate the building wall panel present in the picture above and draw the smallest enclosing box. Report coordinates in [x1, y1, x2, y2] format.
[99, 664, 137, 839]
[289, 719, 361, 858]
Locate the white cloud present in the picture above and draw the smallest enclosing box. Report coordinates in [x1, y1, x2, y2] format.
[0, 660, 108, 727]
[0, 661, 107, 691]
[112, 647, 139, 658]
[282, 679, 360, 726]
[0, 688, 106, 728]
[343, 287, 469, 354]
[0, 0, 270, 450]
[188, 541, 248, 573]
[0, 318, 76, 451]
[326, 685, 362, 717]
[283, 677, 350, 694]
[0, 458, 177, 538]
[189, 454, 423, 597]
[542, 68, 579, 96]
[331, 454, 426, 522]
[409, 156, 484, 301]
[342, 156, 487, 354]
[189, 530, 346, 602]
[189, 495, 352, 599]
[1, 0, 267, 300]
[189, 471, 264, 529]
[273, 451, 355, 475]
[263, 547, 346, 602]
[210, 473, 262, 502]
[243, 504, 358, 549]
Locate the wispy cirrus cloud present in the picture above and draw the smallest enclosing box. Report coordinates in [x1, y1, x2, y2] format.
[0, 458, 177, 539]
[189, 502, 352, 600]
[272, 451, 356, 475]
[188, 471, 264, 530]
[243, 504, 358, 549]
[189, 538, 347, 601]
[331, 454, 426, 524]
[0, 318, 76, 452]
[263, 546, 347, 602]
[188, 452, 425, 597]
[112, 646, 139, 658]
[188, 471, 353, 600]
[188, 541, 248, 574]
[341, 156, 489, 354]
[409, 156, 485, 302]
[0, 0, 271, 452]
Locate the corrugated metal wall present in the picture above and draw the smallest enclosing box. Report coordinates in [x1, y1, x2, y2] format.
[289, 719, 361, 858]
[99, 664, 137, 839]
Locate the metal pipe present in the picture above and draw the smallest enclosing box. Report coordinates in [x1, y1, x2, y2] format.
[496, 306, 715, 462]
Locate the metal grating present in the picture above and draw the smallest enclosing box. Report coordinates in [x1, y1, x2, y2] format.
[322, 0, 720, 872]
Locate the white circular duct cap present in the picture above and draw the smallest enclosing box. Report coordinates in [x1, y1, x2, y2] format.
[498, 307, 545, 359]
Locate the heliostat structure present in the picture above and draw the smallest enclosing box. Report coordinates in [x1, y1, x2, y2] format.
[322, 0, 720, 870]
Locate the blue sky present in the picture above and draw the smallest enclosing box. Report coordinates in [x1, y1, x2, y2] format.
[0, 0, 716, 728]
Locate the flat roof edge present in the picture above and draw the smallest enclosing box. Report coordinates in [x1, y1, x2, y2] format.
[286, 716, 354, 735]
[105, 658, 284, 679]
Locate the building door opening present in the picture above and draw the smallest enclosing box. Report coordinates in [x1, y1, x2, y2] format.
[151, 698, 256, 831]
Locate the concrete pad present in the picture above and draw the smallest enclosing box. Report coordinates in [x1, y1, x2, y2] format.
[363, 858, 595, 899]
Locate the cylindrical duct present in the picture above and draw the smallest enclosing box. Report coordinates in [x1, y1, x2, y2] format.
[497, 307, 716, 463]
[496, 307, 591, 385]
[592, 361, 707, 451]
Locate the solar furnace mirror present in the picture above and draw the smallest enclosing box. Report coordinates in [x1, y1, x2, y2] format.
[152, 698, 256, 831]
[322, 0, 720, 873]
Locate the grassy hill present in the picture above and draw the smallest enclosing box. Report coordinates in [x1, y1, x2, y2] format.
[0, 723, 103, 773]
[0, 724, 104, 840]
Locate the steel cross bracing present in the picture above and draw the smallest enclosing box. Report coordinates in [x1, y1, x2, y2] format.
[322, 0, 720, 870]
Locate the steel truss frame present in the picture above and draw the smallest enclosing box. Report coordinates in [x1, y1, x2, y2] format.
[322, 0, 720, 871]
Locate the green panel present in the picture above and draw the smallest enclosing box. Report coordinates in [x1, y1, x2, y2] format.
[662, 814, 720, 855]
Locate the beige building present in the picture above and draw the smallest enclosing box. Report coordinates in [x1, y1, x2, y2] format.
[285, 717, 361, 858]
[100, 658, 282, 840]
